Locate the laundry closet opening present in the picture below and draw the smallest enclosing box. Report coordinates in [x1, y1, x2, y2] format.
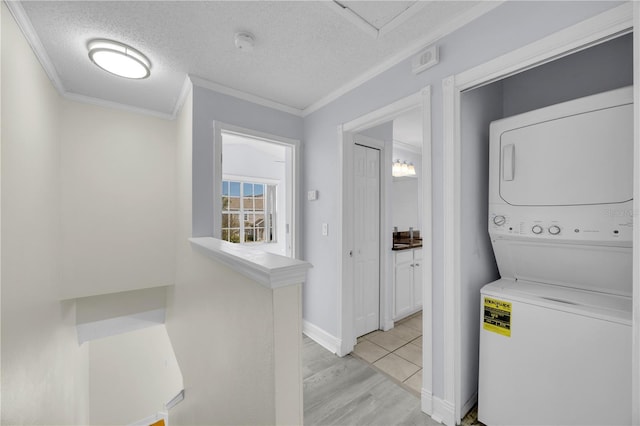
[458, 32, 633, 422]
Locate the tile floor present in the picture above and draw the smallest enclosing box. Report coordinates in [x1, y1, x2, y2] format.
[352, 311, 423, 396]
[351, 311, 484, 425]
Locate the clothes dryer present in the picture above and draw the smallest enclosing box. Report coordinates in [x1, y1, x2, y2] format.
[478, 86, 633, 425]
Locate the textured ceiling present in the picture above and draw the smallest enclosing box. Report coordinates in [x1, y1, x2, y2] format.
[18, 1, 488, 117]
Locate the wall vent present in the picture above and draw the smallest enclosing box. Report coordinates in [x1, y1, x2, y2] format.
[412, 45, 439, 75]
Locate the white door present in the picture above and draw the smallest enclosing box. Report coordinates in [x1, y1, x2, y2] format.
[354, 144, 380, 337]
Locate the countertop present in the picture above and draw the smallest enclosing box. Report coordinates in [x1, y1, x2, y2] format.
[392, 238, 423, 251]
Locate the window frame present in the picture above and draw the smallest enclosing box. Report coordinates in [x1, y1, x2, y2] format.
[221, 174, 278, 245]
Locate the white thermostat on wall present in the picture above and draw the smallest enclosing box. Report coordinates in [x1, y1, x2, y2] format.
[412, 45, 439, 75]
[307, 190, 318, 201]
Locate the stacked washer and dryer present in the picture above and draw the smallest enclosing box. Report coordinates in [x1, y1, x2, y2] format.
[478, 86, 633, 425]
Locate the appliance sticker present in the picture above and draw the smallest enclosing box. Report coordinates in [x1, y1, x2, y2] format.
[483, 297, 511, 337]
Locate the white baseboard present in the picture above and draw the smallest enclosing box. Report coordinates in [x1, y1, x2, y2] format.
[461, 392, 477, 420]
[421, 388, 433, 416]
[303, 320, 342, 355]
[432, 396, 455, 426]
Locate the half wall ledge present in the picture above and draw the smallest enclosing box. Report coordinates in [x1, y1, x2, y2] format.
[189, 237, 312, 289]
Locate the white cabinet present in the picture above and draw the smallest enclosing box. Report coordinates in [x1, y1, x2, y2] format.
[393, 248, 423, 320]
[412, 249, 422, 311]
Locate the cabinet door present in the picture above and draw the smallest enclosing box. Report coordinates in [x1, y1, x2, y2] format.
[394, 253, 414, 319]
[413, 249, 423, 310]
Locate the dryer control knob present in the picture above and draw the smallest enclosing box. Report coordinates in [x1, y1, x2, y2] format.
[493, 215, 506, 226]
[549, 225, 561, 235]
[531, 225, 543, 235]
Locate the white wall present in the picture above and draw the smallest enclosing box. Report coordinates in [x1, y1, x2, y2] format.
[59, 100, 176, 300]
[1, 4, 89, 423]
[391, 146, 422, 232]
[300, 0, 622, 398]
[89, 325, 183, 425]
[166, 88, 278, 425]
[391, 179, 419, 230]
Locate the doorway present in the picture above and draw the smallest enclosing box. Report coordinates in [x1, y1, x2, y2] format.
[338, 86, 433, 414]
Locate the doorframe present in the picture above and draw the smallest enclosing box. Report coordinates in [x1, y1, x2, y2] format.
[441, 4, 635, 425]
[213, 121, 301, 258]
[337, 86, 433, 414]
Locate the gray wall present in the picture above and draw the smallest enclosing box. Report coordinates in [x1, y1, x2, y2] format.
[503, 32, 633, 116]
[192, 86, 303, 237]
[459, 82, 503, 410]
[300, 0, 623, 399]
[359, 121, 393, 142]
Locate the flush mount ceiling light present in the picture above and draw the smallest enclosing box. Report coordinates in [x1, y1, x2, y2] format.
[88, 39, 151, 79]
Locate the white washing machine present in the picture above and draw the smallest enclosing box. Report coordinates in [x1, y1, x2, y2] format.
[478, 87, 633, 425]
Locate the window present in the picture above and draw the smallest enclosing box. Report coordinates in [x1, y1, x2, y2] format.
[221, 179, 276, 244]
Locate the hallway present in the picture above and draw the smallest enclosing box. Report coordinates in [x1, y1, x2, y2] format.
[303, 335, 437, 426]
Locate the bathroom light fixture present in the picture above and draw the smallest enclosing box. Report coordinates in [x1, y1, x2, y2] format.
[88, 39, 151, 79]
[392, 159, 417, 178]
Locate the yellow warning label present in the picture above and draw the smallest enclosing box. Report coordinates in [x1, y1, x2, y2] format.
[483, 297, 511, 337]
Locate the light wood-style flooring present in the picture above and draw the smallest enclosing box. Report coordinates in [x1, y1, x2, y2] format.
[303, 335, 440, 426]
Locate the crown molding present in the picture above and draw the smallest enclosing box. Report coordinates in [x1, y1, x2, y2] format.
[171, 75, 193, 118]
[302, 1, 504, 116]
[6, 0, 179, 120]
[189, 75, 304, 117]
[63, 92, 174, 120]
[7, 0, 501, 122]
[4, 0, 65, 93]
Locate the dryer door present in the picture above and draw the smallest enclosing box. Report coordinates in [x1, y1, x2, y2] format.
[498, 103, 633, 206]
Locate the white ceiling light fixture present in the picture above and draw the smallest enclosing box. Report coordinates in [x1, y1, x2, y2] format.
[88, 39, 151, 79]
[234, 32, 255, 52]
